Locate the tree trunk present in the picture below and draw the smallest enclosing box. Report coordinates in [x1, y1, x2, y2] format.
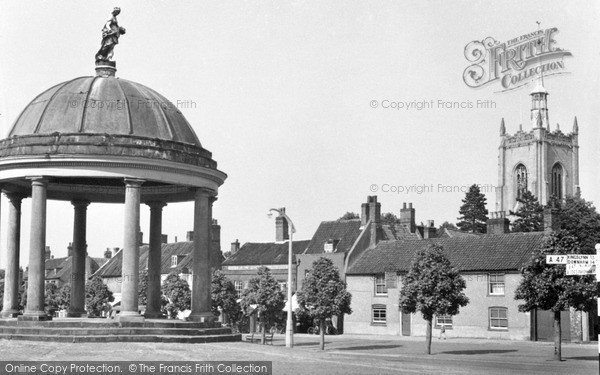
[261, 321, 266, 345]
[554, 311, 561, 361]
[426, 318, 432, 355]
[319, 320, 325, 350]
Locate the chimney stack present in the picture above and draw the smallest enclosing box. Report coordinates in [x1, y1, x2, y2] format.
[400, 203, 416, 233]
[361, 201, 370, 226]
[112, 247, 120, 257]
[161, 234, 168, 244]
[276, 209, 289, 242]
[104, 248, 112, 259]
[139, 231, 144, 246]
[186, 231, 194, 242]
[423, 220, 437, 239]
[67, 242, 73, 257]
[487, 211, 510, 234]
[231, 239, 240, 254]
[45, 246, 52, 260]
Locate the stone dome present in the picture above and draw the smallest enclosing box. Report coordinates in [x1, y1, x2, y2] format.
[9, 76, 201, 146]
[0, 67, 226, 203]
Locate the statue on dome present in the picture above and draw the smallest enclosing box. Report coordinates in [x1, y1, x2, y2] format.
[95, 7, 126, 62]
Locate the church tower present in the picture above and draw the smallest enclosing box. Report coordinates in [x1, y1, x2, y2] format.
[496, 82, 579, 212]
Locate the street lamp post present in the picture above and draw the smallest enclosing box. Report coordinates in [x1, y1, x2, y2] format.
[269, 207, 295, 348]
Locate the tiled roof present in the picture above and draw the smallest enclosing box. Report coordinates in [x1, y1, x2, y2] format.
[304, 220, 362, 254]
[95, 242, 223, 277]
[382, 224, 420, 240]
[443, 229, 482, 238]
[223, 240, 311, 266]
[45, 257, 67, 270]
[347, 232, 546, 275]
[46, 256, 109, 283]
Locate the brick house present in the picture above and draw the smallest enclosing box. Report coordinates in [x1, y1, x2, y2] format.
[344, 214, 595, 342]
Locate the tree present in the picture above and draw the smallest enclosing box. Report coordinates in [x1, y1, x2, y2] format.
[509, 190, 544, 232]
[514, 231, 597, 361]
[437, 221, 458, 233]
[85, 276, 114, 317]
[296, 257, 352, 350]
[380, 212, 401, 227]
[45, 282, 60, 315]
[138, 270, 149, 306]
[338, 212, 359, 220]
[554, 196, 600, 254]
[161, 272, 191, 319]
[57, 283, 71, 310]
[211, 270, 242, 326]
[456, 184, 488, 233]
[240, 266, 285, 344]
[399, 245, 469, 354]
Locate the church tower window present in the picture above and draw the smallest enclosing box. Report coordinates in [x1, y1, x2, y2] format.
[515, 164, 528, 200]
[551, 164, 563, 199]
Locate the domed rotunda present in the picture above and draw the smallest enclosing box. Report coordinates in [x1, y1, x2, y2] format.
[0, 61, 226, 324]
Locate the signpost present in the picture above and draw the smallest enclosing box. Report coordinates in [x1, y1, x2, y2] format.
[547, 250, 599, 372]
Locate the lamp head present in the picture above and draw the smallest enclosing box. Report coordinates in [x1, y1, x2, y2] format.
[595, 243, 600, 251]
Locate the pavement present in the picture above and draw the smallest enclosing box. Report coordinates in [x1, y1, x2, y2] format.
[0, 333, 597, 374]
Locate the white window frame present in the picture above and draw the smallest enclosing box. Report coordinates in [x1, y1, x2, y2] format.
[234, 280, 244, 298]
[372, 304, 387, 324]
[171, 255, 178, 268]
[489, 307, 508, 330]
[375, 274, 387, 295]
[435, 315, 453, 329]
[488, 273, 505, 295]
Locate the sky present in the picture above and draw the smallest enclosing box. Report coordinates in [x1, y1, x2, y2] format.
[0, 0, 599, 265]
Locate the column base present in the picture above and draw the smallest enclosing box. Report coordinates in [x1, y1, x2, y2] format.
[1, 310, 20, 318]
[117, 313, 145, 323]
[144, 311, 166, 319]
[187, 312, 216, 323]
[66, 310, 88, 318]
[18, 313, 52, 321]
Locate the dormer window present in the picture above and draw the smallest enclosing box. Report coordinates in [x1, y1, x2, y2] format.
[171, 255, 178, 267]
[324, 239, 339, 253]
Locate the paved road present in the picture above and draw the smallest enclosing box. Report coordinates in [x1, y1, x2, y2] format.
[0, 334, 596, 374]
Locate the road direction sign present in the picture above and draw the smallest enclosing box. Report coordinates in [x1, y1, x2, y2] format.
[546, 255, 567, 264]
[566, 254, 596, 276]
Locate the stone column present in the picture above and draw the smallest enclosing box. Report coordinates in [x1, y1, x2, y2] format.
[118, 178, 145, 322]
[2, 193, 23, 318]
[22, 178, 50, 321]
[145, 201, 166, 319]
[68, 200, 90, 317]
[189, 188, 216, 322]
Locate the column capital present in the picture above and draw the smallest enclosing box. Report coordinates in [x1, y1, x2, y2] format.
[146, 201, 167, 210]
[124, 178, 145, 187]
[27, 177, 48, 186]
[3, 191, 25, 203]
[71, 200, 90, 209]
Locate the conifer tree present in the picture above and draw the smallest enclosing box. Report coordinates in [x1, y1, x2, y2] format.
[456, 184, 488, 233]
[509, 190, 544, 232]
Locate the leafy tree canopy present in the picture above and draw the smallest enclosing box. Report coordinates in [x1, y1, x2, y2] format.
[161, 273, 191, 319]
[211, 270, 242, 324]
[240, 266, 285, 327]
[85, 276, 114, 317]
[399, 245, 469, 321]
[554, 196, 600, 254]
[338, 212, 359, 221]
[296, 257, 352, 321]
[380, 212, 401, 227]
[437, 221, 458, 232]
[456, 184, 488, 233]
[509, 190, 544, 232]
[514, 231, 597, 313]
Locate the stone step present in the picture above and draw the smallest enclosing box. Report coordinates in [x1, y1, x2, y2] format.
[0, 333, 242, 344]
[0, 319, 221, 329]
[0, 327, 232, 336]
